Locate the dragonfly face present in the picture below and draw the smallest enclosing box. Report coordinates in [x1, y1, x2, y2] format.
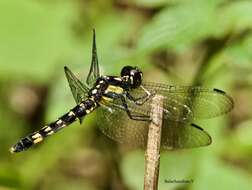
[10, 30, 234, 153]
[120, 66, 143, 89]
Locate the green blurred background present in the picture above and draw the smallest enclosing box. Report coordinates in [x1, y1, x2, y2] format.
[1, 0, 252, 189]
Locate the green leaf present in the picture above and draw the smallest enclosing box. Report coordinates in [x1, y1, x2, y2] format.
[192, 155, 252, 190]
[214, 1, 252, 37]
[137, 1, 219, 52]
[224, 35, 252, 70]
[0, 0, 75, 83]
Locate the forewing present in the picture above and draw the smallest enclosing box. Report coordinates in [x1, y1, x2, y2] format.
[97, 99, 212, 149]
[130, 82, 234, 122]
[86, 29, 100, 86]
[64, 66, 89, 104]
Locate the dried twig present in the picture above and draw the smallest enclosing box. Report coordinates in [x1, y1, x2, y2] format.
[144, 95, 164, 190]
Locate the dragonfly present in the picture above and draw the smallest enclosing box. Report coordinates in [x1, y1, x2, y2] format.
[10, 30, 234, 153]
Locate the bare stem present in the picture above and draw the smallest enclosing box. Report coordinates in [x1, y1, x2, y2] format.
[144, 95, 164, 190]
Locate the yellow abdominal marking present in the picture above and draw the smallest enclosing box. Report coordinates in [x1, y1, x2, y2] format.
[34, 137, 43, 144]
[47, 131, 54, 135]
[32, 133, 42, 139]
[92, 89, 97, 94]
[86, 106, 95, 114]
[56, 119, 64, 126]
[31, 133, 43, 144]
[68, 111, 75, 116]
[44, 126, 52, 132]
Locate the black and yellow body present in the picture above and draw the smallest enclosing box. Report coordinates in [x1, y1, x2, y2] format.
[10, 30, 234, 153]
[10, 73, 140, 153]
[10, 98, 97, 153]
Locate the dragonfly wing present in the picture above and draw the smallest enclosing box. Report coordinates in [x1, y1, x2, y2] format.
[96, 103, 149, 148]
[161, 121, 211, 149]
[64, 66, 89, 104]
[86, 29, 100, 86]
[97, 98, 212, 149]
[123, 94, 212, 148]
[130, 82, 234, 122]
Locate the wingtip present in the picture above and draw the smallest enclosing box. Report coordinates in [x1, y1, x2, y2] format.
[213, 88, 226, 95]
[190, 123, 212, 146]
[64, 66, 70, 73]
[213, 88, 235, 112]
[92, 29, 96, 43]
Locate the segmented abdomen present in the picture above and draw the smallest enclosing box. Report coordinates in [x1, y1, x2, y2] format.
[10, 98, 97, 153]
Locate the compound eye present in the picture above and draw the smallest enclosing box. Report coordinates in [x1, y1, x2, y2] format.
[133, 72, 142, 88]
[121, 66, 133, 77]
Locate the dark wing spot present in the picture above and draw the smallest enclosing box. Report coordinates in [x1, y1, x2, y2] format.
[190, 123, 204, 131]
[213, 88, 226, 94]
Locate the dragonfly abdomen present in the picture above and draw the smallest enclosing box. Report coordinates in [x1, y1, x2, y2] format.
[10, 98, 98, 153]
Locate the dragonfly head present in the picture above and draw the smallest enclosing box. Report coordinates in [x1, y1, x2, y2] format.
[121, 66, 143, 89]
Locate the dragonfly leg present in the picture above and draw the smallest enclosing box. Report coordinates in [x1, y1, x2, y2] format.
[126, 85, 155, 105]
[120, 95, 152, 121]
[104, 92, 151, 121]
